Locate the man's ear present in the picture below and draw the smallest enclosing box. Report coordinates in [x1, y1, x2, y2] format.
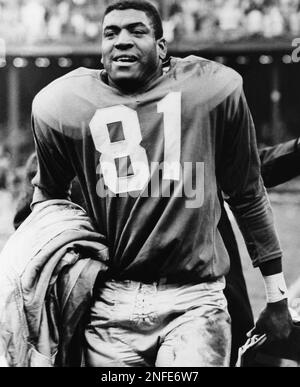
[157, 38, 167, 61]
[100, 55, 104, 65]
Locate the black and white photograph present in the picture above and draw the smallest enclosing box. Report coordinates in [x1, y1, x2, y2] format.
[1, 0, 300, 370]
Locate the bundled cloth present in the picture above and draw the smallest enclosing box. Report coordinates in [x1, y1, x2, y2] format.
[0, 200, 108, 367]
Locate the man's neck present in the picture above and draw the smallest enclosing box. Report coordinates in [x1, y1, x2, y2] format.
[105, 67, 164, 95]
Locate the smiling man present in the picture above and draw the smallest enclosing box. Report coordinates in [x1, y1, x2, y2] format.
[101, 6, 166, 92]
[29, 0, 293, 367]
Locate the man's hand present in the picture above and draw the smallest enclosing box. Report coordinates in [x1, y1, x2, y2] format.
[252, 299, 293, 341]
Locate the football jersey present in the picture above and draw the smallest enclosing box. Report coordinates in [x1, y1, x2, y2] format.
[32, 55, 282, 282]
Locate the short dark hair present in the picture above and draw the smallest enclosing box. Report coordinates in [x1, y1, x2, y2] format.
[103, 0, 163, 40]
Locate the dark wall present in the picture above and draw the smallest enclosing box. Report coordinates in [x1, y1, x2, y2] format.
[280, 62, 300, 139]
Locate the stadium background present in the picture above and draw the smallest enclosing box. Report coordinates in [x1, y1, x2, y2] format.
[1, 0, 300, 318]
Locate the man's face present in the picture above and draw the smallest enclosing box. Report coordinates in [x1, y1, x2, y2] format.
[101, 9, 166, 91]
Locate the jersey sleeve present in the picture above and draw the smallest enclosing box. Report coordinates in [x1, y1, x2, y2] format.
[217, 85, 282, 267]
[31, 95, 75, 205]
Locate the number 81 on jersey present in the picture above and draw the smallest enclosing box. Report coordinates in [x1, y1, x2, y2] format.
[90, 92, 182, 194]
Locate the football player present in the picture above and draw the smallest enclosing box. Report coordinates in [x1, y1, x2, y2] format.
[30, 0, 292, 367]
[12, 137, 300, 366]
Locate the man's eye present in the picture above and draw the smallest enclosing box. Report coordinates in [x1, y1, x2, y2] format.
[133, 30, 145, 35]
[104, 31, 116, 38]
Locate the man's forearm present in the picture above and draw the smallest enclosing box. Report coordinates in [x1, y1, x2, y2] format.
[228, 191, 282, 268]
[260, 138, 300, 188]
[228, 191, 289, 304]
[259, 258, 282, 276]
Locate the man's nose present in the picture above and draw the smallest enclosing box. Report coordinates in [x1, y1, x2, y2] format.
[114, 30, 134, 49]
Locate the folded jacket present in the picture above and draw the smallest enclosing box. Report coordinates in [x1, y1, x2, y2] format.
[0, 200, 109, 367]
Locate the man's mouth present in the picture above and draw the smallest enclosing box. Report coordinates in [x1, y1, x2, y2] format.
[113, 55, 138, 64]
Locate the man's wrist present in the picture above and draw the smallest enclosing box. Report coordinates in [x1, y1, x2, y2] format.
[263, 272, 288, 304]
[259, 258, 282, 276]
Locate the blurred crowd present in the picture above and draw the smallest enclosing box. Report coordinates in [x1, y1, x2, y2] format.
[164, 0, 300, 43]
[0, 0, 106, 45]
[0, 0, 300, 45]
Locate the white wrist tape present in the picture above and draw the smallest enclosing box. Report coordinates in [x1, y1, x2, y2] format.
[263, 273, 288, 303]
